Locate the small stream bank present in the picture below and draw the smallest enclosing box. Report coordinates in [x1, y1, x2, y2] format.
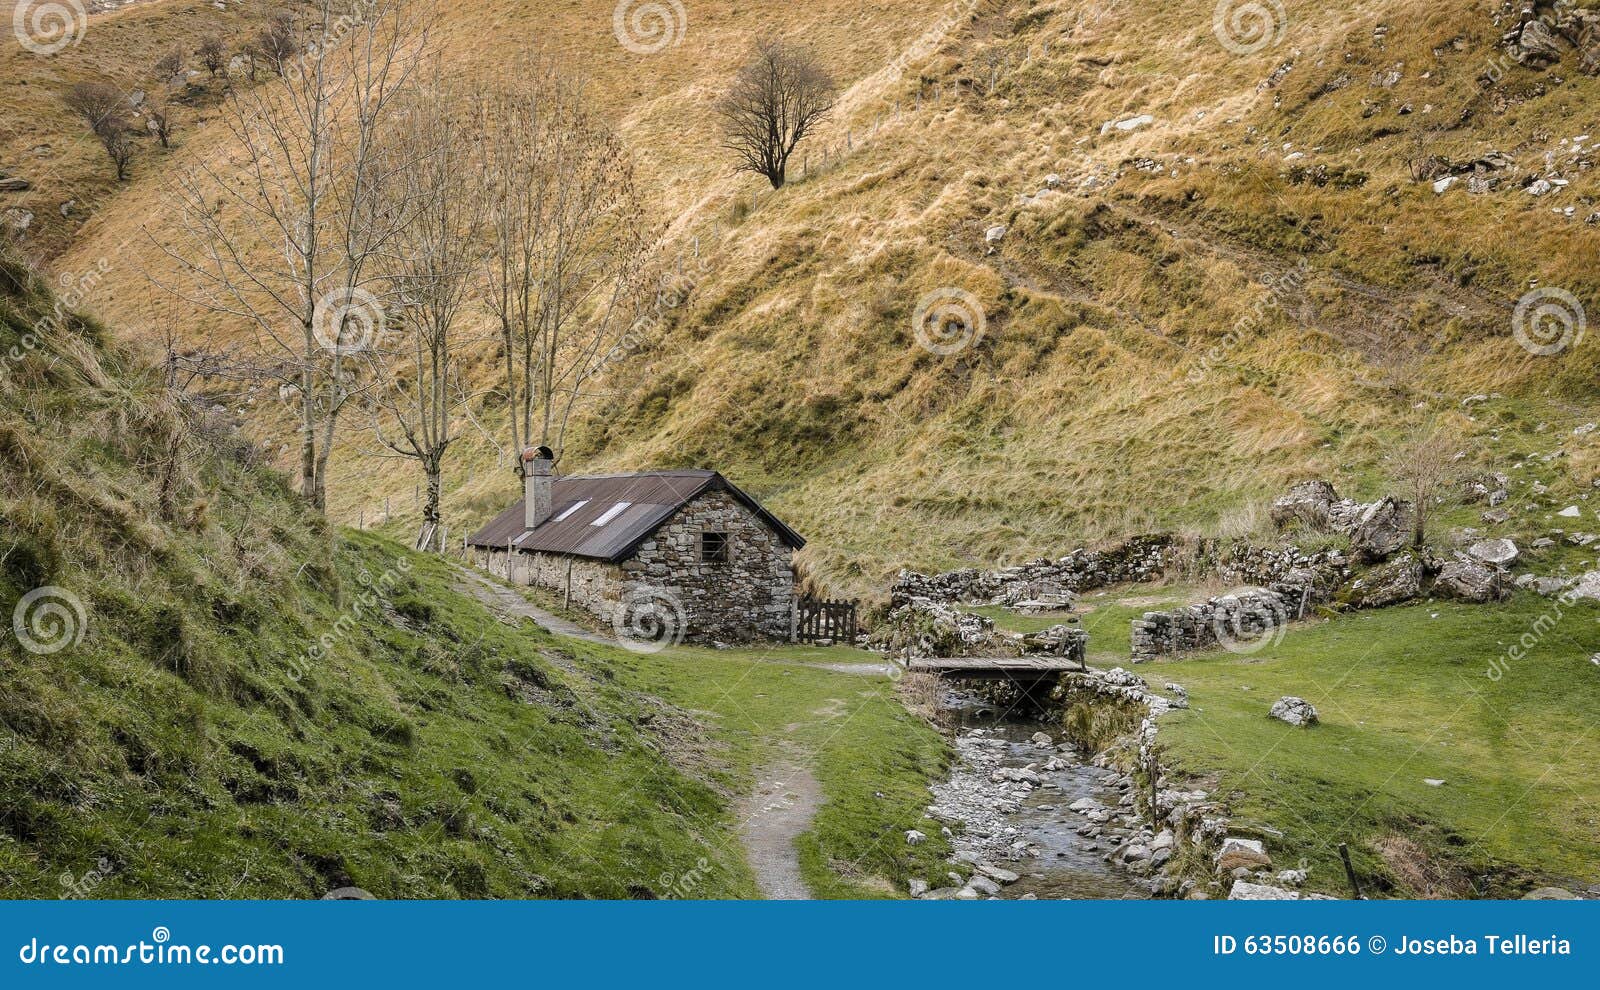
[920, 690, 1150, 900]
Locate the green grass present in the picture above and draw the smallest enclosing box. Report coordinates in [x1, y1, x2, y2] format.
[605, 641, 954, 899]
[1151, 596, 1600, 897]
[975, 582, 1207, 663]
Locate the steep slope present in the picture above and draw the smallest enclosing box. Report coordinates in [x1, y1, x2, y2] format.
[0, 248, 754, 898]
[38, 0, 1600, 596]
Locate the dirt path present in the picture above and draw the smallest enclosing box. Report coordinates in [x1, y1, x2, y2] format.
[737, 755, 824, 900]
[451, 565, 617, 646]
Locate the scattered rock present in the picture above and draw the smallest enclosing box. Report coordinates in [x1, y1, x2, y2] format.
[0, 177, 31, 193]
[1268, 696, 1319, 728]
[905, 829, 926, 846]
[1100, 113, 1154, 135]
[1466, 538, 1519, 567]
[1423, 778, 1446, 787]
[1229, 880, 1301, 900]
[907, 878, 929, 897]
[1523, 886, 1578, 900]
[975, 863, 1020, 885]
[1216, 837, 1273, 872]
[1435, 554, 1504, 603]
[1558, 506, 1583, 518]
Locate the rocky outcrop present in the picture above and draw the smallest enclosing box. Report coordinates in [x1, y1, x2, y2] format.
[1340, 552, 1422, 608]
[1349, 497, 1412, 562]
[1500, 1, 1600, 73]
[1436, 554, 1506, 603]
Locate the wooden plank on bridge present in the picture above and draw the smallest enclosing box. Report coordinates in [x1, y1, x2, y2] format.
[906, 656, 1082, 677]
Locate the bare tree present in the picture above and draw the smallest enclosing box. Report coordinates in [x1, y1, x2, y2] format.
[154, 0, 432, 511]
[1389, 422, 1461, 548]
[715, 39, 836, 189]
[475, 58, 650, 472]
[155, 44, 186, 83]
[197, 35, 228, 78]
[255, 10, 300, 76]
[64, 82, 135, 181]
[368, 71, 480, 549]
[145, 91, 175, 148]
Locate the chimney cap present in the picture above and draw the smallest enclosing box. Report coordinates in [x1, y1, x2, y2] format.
[521, 445, 554, 463]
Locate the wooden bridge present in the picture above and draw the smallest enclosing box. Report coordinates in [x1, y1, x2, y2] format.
[906, 656, 1085, 682]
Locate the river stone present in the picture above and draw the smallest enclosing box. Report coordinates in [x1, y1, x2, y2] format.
[1029, 731, 1054, 746]
[953, 886, 982, 900]
[975, 863, 1020, 885]
[967, 875, 1002, 896]
[1069, 797, 1101, 813]
[1216, 837, 1273, 872]
[1228, 881, 1300, 900]
[1268, 696, 1318, 727]
[908, 878, 929, 897]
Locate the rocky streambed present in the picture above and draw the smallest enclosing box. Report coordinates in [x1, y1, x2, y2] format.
[914, 694, 1149, 900]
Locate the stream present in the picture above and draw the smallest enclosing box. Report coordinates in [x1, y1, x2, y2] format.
[927, 690, 1150, 900]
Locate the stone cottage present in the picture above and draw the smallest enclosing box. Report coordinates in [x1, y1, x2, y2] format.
[467, 448, 805, 641]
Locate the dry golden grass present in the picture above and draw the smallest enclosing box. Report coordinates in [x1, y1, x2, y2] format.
[17, 0, 1600, 594]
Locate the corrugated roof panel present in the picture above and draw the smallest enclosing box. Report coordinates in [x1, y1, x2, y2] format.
[465, 470, 804, 561]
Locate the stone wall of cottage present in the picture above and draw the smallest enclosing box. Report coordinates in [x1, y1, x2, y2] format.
[622, 490, 794, 641]
[479, 547, 627, 625]
[477, 489, 794, 641]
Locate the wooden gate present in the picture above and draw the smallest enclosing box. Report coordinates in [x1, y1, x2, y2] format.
[793, 598, 858, 644]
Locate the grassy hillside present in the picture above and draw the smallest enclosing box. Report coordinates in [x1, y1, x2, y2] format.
[29, 0, 1600, 598]
[0, 248, 758, 897]
[1157, 595, 1600, 898]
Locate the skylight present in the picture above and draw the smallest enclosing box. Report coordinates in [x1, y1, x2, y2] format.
[591, 502, 632, 526]
[552, 500, 589, 522]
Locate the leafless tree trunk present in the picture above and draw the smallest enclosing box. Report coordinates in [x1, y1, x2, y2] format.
[153, 0, 432, 513]
[64, 82, 135, 181]
[198, 35, 228, 78]
[715, 39, 836, 189]
[1390, 422, 1461, 548]
[368, 68, 479, 549]
[475, 58, 650, 474]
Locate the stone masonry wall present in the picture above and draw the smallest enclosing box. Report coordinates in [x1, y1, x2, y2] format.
[479, 548, 626, 625]
[623, 490, 794, 641]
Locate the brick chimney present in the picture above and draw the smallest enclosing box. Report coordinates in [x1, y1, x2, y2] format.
[522, 445, 554, 529]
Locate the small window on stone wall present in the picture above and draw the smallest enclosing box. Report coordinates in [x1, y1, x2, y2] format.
[702, 531, 730, 563]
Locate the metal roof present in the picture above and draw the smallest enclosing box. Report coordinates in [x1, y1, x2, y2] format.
[465, 470, 805, 562]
